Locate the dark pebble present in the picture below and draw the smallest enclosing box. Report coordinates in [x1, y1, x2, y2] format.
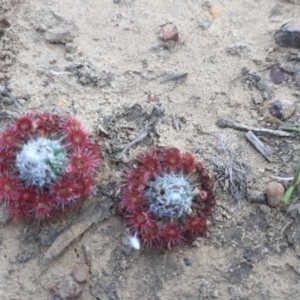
[275, 20, 300, 49]
[183, 257, 193, 266]
[0, 19, 11, 29]
[270, 66, 286, 85]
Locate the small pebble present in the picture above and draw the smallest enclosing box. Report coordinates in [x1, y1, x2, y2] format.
[265, 181, 284, 208]
[45, 28, 74, 44]
[0, 19, 10, 29]
[275, 20, 300, 49]
[159, 24, 179, 42]
[65, 43, 78, 54]
[147, 94, 160, 103]
[183, 257, 193, 266]
[65, 53, 74, 61]
[18, 99, 26, 105]
[270, 66, 286, 85]
[252, 94, 263, 105]
[199, 22, 211, 30]
[209, 4, 225, 18]
[72, 263, 89, 283]
[128, 134, 137, 141]
[35, 23, 47, 33]
[269, 100, 296, 121]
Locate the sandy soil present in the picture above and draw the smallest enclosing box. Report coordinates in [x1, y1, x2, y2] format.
[1, 0, 300, 299]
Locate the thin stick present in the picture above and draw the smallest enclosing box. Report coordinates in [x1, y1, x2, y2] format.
[171, 113, 180, 132]
[160, 73, 189, 84]
[216, 118, 295, 137]
[271, 176, 293, 181]
[280, 220, 294, 235]
[117, 107, 163, 160]
[245, 131, 272, 162]
[49, 70, 72, 76]
[116, 129, 149, 159]
[287, 263, 300, 277]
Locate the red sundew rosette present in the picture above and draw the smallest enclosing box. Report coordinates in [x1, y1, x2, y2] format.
[118, 147, 216, 250]
[0, 113, 101, 220]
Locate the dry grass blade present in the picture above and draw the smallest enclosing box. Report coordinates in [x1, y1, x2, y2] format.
[211, 133, 249, 207]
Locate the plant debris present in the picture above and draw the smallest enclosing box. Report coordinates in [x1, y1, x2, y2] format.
[216, 118, 295, 137]
[42, 198, 112, 264]
[246, 130, 272, 162]
[212, 134, 249, 206]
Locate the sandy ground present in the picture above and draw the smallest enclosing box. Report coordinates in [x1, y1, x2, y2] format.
[1, 0, 300, 299]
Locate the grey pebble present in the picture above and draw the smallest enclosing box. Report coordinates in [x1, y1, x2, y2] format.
[270, 66, 286, 85]
[35, 23, 47, 33]
[65, 53, 74, 61]
[65, 43, 78, 54]
[275, 20, 300, 49]
[45, 28, 74, 44]
[183, 257, 193, 266]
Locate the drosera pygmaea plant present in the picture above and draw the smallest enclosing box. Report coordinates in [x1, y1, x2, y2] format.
[0, 112, 101, 220]
[118, 146, 216, 250]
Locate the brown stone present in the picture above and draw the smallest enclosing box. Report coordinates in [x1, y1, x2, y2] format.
[265, 181, 284, 208]
[269, 100, 296, 121]
[71, 263, 89, 283]
[159, 24, 179, 42]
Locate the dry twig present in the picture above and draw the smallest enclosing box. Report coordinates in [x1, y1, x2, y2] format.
[216, 118, 295, 137]
[116, 108, 163, 159]
[246, 131, 272, 162]
[160, 72, 188, 84]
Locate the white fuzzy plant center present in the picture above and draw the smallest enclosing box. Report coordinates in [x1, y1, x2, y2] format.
[146, 173, 194, 219]
[16, 138, 68, 186]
